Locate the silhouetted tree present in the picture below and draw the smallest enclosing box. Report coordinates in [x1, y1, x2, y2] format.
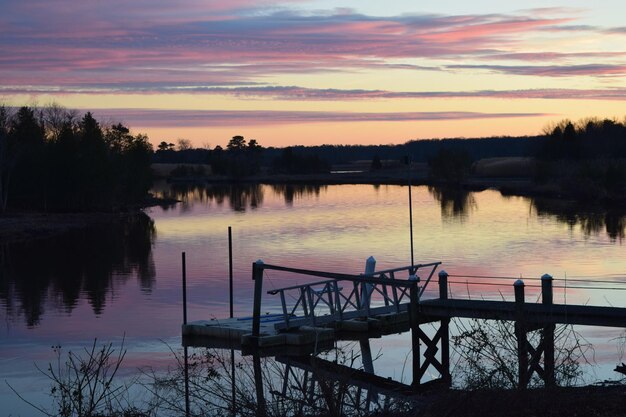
[177, 138, 192, 151]
[157, 141, 175, 151]
[227, 135, 246, 151]
[0, 105, 154, 211]
[271, 147, 330, 174]
[429, 148, 472, 183]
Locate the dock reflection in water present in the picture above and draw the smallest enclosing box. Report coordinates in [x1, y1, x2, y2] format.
[159, 340, 418, 417]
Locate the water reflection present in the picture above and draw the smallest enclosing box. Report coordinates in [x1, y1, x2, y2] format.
[270, 184, 327, 206]
[531, 198, 626, 242]
[0, 213, 155, 326]
[428, 186, 477, 222]
[154, 183, 264, 212]
[153, 182, 328, 211]
[155, 343, 416, 417]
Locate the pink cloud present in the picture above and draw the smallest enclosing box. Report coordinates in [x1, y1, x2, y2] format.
[1, 5, 622, 93]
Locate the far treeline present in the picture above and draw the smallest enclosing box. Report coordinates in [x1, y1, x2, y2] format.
[0, 105, 152, 212]
[3, 104, 626, 213]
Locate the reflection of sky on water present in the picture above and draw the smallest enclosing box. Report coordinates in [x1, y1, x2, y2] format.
[2, 184, 626, 415]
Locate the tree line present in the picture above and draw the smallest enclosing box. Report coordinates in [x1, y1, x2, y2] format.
[0, 105, 153, 212]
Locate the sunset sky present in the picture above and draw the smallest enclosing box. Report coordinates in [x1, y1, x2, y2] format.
[2, 0, 626, 147]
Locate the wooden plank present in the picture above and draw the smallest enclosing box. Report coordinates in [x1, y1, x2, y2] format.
[420, 299, 626, 328]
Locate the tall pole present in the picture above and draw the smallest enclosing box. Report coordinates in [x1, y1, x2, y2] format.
[406, 156, 415, 271]
[182, 252, 187, 325]
[228, 226, 234, 318]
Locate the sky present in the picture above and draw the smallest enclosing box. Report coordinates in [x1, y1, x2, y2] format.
[2, 0, 626, 148]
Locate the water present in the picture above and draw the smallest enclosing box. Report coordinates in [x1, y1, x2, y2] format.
[2, 183, 626, 415]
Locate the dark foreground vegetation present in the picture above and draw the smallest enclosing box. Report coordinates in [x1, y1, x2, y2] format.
[11, 320, 626, 417]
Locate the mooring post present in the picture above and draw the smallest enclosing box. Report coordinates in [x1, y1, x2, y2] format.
[438, 270, 448, 300]
[514, 279, 529, 389]
[409, 277, 421, 387]
[251, 260, 265, 340]
[361, 256, 376, 310]
[438, 270, 451, 385]
[182, 252, 188, 325]
[542, 273, 555, 387]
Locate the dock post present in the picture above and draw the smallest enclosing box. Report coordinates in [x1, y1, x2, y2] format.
[542, 273, 555, 387]
[438, 270, 451, 385]
[361, 256, 376, 310]
[409, 278, 421, 387]
[251, 260, 265, 340]
[514, 279, 529, 389]
[438, 270, 448, 300]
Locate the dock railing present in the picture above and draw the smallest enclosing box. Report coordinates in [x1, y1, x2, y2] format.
[251, 260, 442, 334]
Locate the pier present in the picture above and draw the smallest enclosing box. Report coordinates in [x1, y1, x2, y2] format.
[183, 258, 626, 389]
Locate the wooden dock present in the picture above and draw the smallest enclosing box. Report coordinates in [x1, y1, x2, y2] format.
[183, 259, 626, 389]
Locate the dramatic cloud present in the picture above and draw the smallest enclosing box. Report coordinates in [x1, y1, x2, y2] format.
[2, 2, 625, 144]
[94, 109, 548, 127]
[0, 4, 607, 87]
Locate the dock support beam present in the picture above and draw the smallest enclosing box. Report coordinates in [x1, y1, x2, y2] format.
[439, 270, 451, 385]
[410, 279, 420, 387]
[410, 271, 452, 388]
[251, 260, 265, 341]
[515, 275, 556, 389]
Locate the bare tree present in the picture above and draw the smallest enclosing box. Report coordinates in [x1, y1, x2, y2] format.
[177, 138, 193, 151]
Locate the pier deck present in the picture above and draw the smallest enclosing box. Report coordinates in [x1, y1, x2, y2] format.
[182, 260, 626, 388]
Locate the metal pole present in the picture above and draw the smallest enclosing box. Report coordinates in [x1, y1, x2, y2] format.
[406, 156, 415, 270]
[182, 252, 187, 325]
[229, 226, 234, 318]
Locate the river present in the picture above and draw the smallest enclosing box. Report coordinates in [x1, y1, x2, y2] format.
[2, 183, 625, 415]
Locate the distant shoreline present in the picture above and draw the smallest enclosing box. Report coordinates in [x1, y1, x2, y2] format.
[3, 173, 624, 244]
[0, 211, 151, 243]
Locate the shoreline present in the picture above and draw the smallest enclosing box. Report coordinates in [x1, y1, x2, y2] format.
[0, 211, 150, 243]
[3, 174, 624, 244]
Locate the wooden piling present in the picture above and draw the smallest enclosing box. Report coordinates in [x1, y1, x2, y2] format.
[542, 273, 555, 387]
[409, 280, 420, 387]
[251, 260, 265, 340]
[438, 270, 448, 300]
[438, 270, 451, 385]
[514, 279, 529, 389]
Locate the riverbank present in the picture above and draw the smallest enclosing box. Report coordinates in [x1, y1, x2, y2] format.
[0, 212, 140, 243]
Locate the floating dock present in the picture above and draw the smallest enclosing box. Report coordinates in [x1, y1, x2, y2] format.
[183, 259, 626, 388]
